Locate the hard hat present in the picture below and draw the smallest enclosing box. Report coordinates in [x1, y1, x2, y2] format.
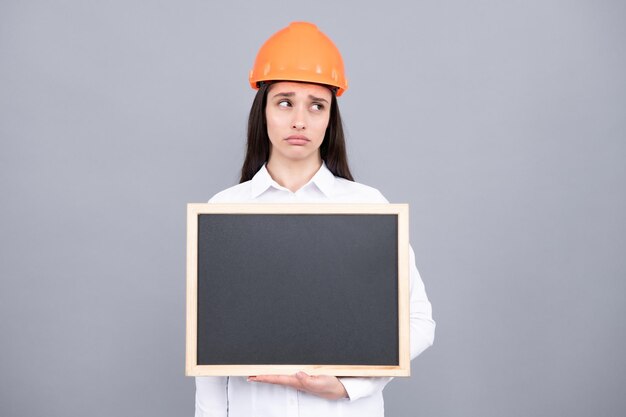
[249, 22, 348, 96]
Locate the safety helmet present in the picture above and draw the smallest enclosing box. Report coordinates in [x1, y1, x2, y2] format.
[249, 22, 348, 96]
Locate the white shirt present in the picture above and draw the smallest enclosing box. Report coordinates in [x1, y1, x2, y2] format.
[195, 162, 435, 417]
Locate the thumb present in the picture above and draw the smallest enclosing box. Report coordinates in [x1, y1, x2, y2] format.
[296, 371, 313, 388]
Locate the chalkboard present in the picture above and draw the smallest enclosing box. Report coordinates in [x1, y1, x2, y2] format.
[186, 203, 410, 377]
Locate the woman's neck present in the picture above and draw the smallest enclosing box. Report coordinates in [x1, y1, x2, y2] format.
[266, 155, 323, 193]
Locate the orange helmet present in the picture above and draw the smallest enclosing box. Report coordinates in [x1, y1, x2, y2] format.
[249, 22, 348, 96]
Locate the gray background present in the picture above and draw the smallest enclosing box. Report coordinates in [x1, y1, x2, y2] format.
[1, 1, 624, 416]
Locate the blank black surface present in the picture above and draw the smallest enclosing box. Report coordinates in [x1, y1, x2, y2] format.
[197, 214, 399, 366]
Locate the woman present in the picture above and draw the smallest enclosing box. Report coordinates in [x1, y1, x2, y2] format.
[195, 22, 435, 417]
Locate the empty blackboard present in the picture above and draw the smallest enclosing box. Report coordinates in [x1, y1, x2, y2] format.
[186, 203, 410, 377]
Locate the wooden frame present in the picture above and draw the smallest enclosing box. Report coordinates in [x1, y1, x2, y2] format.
[186, 203, 410, 377]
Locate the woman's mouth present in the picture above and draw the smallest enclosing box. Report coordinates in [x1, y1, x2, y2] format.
[285, 135, 310, 146]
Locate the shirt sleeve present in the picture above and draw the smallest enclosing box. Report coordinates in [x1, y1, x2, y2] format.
[195, 377, 228, 417]
[339, 190, 436, 401]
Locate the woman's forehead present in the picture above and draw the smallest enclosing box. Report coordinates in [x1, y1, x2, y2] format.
[268, 81, 332, 98]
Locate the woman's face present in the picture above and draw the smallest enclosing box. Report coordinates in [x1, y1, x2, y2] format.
[265, 81, 332, 165]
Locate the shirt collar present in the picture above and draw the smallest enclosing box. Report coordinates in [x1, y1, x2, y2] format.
[250, 162, 336, 198]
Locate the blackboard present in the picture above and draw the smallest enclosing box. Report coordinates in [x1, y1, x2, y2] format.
[186, 203, 410, 377]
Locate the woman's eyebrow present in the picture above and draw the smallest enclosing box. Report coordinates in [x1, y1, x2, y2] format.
[272, 92, 295, 99]
[308, 95, 329, 103]
[271, 92, 329, 103]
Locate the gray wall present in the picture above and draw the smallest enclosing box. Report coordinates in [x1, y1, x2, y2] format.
[1, 1, 624, 416]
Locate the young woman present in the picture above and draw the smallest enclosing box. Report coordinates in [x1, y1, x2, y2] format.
[195, 22, 435, 417]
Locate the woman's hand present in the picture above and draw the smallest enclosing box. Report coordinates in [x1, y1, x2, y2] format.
[247, 372, 348, 400]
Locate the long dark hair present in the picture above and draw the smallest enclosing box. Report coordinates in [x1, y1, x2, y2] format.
[239, 82, 354, 183]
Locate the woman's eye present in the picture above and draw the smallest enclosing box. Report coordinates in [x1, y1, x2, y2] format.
[278, 100, 291, 107]
[311, 103, 324, 111]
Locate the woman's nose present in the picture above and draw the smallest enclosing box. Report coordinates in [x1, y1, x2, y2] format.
[292, 107, 306, 130]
